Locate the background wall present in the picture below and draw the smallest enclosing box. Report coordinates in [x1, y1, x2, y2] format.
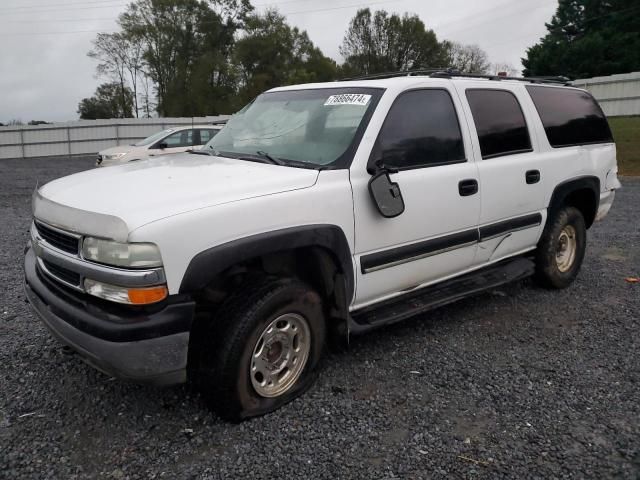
[0, 116, 229, 160]
[572, 71, 640, 117]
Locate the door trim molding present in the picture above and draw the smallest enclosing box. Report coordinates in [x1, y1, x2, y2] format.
[479, 213, 542, 241]
[360, 212, 543, 274]
[360, 229, 479, 274]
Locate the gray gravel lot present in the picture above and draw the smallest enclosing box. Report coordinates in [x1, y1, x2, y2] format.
[1, 156, 639, 479]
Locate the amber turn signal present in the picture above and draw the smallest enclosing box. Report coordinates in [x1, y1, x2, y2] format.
[127, 285, 169, 305]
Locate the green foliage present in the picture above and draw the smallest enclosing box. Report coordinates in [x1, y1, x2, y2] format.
[94, 1, 336, 115]
[609, 116, 640, 176]
[118, 0, 252, 116]
[78, 83, 135, 119]
[88, 32, 143, 117]
[234, 10, 337, 105]
[523, 0, 640, 79]
[339, 8, 448, 76]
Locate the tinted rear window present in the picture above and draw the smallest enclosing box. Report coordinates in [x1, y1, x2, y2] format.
[526, 86, 613, 147]
[465, 89, 532, 159]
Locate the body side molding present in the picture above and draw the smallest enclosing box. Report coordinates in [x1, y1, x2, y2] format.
[360, 211, 545, 275]
[360, 229, 479, 274]
[179, 224, 354, 299]
[479, 213, 542, 241]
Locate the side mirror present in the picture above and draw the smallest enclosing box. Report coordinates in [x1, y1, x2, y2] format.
[368, 171, 405, 218]
[157, 142, 168, 150]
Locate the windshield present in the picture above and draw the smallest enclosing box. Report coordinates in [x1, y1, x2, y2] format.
[203, 88, 381, 167]
[134, 129, 174, 147]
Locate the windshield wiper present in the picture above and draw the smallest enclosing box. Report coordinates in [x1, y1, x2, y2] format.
[204, 149, 319, 169]
[255, 151, 286, 166]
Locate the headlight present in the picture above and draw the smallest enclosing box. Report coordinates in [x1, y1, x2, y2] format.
[104, 152, 127, 161]
[82, 237, 163, 268]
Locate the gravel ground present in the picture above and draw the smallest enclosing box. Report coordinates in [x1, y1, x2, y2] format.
[1, 156, 639, 479]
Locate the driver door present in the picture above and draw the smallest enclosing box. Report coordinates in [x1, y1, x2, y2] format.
[351, 87, 481, 308]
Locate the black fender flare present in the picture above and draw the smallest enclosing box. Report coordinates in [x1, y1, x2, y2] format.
[547, 176, 600, 228]
[178, 224, 354, 301]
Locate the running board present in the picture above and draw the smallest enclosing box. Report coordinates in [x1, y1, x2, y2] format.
[349, 257, 534, 334]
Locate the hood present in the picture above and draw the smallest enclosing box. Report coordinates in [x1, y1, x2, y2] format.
[35, 153, 319, 240]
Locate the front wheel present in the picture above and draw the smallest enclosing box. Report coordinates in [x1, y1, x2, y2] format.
[196, 277, 326, 421]
[534, 206, 587, 289]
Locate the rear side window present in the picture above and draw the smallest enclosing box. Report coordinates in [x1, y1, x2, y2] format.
[371, 89, 465, 169]
[465, 89, 532, 159]
[526, 86, 613, 147]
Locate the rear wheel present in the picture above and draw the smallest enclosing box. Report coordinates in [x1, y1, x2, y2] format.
[534, 206, 586, 289]
[194, 277, 325, 421]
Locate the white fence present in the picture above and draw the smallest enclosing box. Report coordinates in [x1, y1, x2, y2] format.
[0, 116, 229, 160]
[572, 71, 640, 117]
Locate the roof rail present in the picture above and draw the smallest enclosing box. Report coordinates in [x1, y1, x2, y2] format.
[340, 68, 447, 81]
[429, 71, 572, 85]
[341, 68, 572, 86]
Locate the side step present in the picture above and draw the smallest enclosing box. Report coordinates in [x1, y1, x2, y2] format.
[349, 257, 535, 334]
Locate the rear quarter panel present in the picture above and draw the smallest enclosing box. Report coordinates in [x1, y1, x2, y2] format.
[518, 85, 617, 202]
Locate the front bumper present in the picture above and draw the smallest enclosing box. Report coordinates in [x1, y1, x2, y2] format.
[24, 248, 195, 385]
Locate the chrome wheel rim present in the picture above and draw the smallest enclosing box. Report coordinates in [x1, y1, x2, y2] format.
[556, 225, 577, 273]
[250, 313, 311, 398]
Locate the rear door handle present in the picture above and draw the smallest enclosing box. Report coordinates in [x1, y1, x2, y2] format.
[458, 179, 478, 197]
[526, 170, 540, 184]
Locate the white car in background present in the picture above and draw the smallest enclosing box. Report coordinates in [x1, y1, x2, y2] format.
[96, 125, 223, 167]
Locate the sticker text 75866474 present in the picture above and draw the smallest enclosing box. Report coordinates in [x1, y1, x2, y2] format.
[324, 94, 372, 106]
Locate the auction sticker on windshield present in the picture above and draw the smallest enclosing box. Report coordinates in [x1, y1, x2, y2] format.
[324, 94, 371, 106]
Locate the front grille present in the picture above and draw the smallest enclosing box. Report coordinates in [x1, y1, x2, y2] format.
[36, 222, 79, 255]
[42, 259, 81, 287]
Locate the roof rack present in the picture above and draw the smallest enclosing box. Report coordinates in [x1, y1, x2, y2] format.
[340, 68, 446, 81]
[341, 68, 572, 86]
[430, 70, 572, 86]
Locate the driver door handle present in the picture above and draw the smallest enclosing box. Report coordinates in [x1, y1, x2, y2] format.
[458, 179, 478, 197]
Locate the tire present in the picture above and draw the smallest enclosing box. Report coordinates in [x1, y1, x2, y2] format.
[534, 206, 586, 289]
[195, 277, 326, 421]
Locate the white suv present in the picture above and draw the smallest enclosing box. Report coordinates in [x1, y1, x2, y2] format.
[25, 72, 620, 421]
[96, 125, 223, 166]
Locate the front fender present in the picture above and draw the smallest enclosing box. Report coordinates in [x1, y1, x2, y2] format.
[178, 224, 354, 300]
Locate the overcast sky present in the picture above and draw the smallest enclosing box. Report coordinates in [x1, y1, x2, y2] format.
[0, 0, 557, 123]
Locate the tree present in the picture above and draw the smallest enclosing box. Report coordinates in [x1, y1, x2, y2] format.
[523, 0, 640, 79]
[233, 9, 337, 104]
[138, 72, 157, 117]
[88, 33, 143, 117]
[445, 42, 490, 74]
[118, 0, 252, 116]
[339, 8, 449, 76]
[78, 83, 134, 119]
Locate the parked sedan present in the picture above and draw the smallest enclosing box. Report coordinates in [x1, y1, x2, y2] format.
[96, 125, 223, 167]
